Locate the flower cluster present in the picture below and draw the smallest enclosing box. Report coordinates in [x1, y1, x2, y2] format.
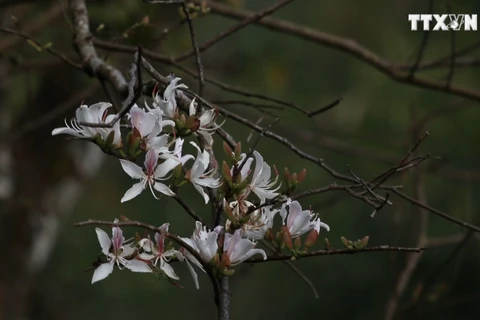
[52, 77, 331, 289]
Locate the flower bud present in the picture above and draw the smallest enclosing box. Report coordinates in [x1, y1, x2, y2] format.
[264, 229, 274, 242]
[341, 236, 350, 248]
[297, 169, 307, 183]
[234, 142, 242, 159]
[223, 141, 233, 159]
[283, 167, 291, 182]
[281, 225, 293, 250]
[294, 236, 302, 250]
[359, 236, 369, 248]
[222, 161, 233, 186]
[128, 136, 141, 157]
[304, 229, 319, 249]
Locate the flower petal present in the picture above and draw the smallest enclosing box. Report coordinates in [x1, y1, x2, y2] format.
[153, 182, 175, 196]
[95, 228, 111, 255]
[185, 259, 200, 289]
[193, 183, 209, 204]
[121, 181, 145, 203]
[51, 127, 84, 138]
[120, 160, 145, 179]
[125, 259, 152, 273]
[159, 258, 179, 280]
[91, 262, 114, 284]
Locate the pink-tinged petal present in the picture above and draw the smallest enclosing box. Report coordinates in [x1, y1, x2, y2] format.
[226, 229, 242, 255]
[153, 182, 175, 196]
[154, 158, 179, 178]
[111, 224, 124, 252]
[120, 160, 144, 179]
[51, 127, 84, 138]
[125, 259, 152, 273]
[130, 105, 156, 137]
[91, 262, 114, 284]
[95, 228, 111, 255]
[193, 183, 209, 204]
[286, 201, 302, 227]
[159, 259, 179, 280]
[144, 149, 159, 176]
[121, 181, 145, 203]
[289, 211, 312, 237]
[228, 238, 255, 263]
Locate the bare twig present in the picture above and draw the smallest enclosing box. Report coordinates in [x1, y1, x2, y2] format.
[173, 194, 206, 224]
[0, 27, 81, 69]
[181, 2, 205, 109]
[392, 189, 480, 234]
[174, 0, 296, 62]
[247, 246, 426, 263]
[408, 0, 433, 78]
[193, 0, 480, 103]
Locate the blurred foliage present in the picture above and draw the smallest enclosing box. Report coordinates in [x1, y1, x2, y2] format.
[3, 0, 480, 319]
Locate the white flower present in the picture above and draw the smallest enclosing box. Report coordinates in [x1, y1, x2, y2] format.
[228, 200, 278, 240]
[119, 148, 179, 202]
[249, 151, 281, 203]
[148, 77, 188, 119]
[52, 102, 121, 147]
[92, 219, 151, 284]
[245, 206, 278, 240]
[280, 200, 330, 238]
[223, 229, 266, 266]
[129, 104, 175, 152]
[186, 142, 221, 204]
[179, 222, 223, 289]
[189, 98, 224, 146]
[138, 223, 179, 280]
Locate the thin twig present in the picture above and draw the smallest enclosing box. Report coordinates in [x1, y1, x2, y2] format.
[408, 0, 433, 78]
[173, 194, 206, 224]
[181, 2, 205, 111]
[0, 27, 81, 69]
[174, 0, 296, 62]
[392, 189, 480, 234]
[247, 246, 426, 263]
[192, 0, 480, 103]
